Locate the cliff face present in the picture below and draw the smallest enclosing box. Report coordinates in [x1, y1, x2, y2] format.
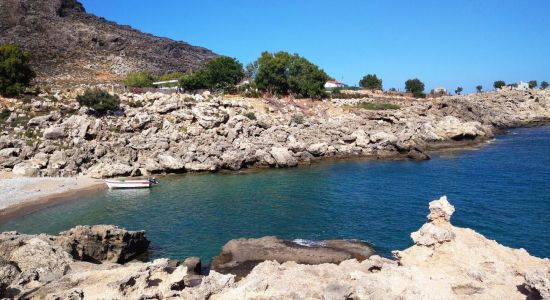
[0, 0, 217, 84]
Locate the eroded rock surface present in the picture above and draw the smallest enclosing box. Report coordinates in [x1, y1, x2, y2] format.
[2, 90, 548, 178]
[212, 236, 375, 278]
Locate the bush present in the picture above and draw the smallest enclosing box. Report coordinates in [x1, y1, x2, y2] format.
[357, 102, 400, 110]
[77, 89, 120, 114]
[0, 44, 36, 97]
[541, 81, 549, 90]
[179, 56, 244, 92]
[244, 112, 257, 120]
[476, 85, 483, 93]
[528, 80, 537, 89]
[405, 78, 425, 98]
[124, 71, 155, 88]
[254, 51, 330, 99]
[493, 80, 506, 90]
[359, 74, 382, 90]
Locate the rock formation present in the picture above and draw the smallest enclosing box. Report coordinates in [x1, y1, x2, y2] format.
[212, 236, 375, 278]
[1, 89, 549, 178]
[0, 197, 548, 299]
[0, 0, 217, 84]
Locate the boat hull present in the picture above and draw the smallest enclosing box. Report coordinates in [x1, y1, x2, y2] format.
[105, 180, 152, 189]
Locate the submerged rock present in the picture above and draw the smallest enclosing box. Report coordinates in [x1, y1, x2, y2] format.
[211, 236, 375, 278]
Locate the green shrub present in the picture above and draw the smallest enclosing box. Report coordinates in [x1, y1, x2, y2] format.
[124, 71, 155, 88]
[405, 78, 425, 98]
[77, 89, 120, 114]
[244, 112, 257, 120]
[476, 85, 483, 93]
[528, 80, 537, 89]
[455, 87, 463, 95]
[357, 102, 400, 110]
[0, 44, 36, 97]
[253, 51, 330, 99]
[359, 74, 382, 90]
[541, 81, 549, 90]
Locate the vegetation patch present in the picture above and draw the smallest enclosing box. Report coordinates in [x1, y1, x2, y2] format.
[244, 112, 257, 120]
[77, 89, 121, 114]
[0, 44, 36, 97]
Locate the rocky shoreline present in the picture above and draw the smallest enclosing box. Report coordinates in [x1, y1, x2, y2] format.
[1, 89, 548, 178]
[1, 197, 548, 299]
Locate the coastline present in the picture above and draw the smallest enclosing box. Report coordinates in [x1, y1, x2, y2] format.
[0, 173, 105, 224]
[0, 124, 543, 225]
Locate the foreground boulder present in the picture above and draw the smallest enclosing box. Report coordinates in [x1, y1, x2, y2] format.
[212, 236, 375, 278]
[56, 225, 150, 263]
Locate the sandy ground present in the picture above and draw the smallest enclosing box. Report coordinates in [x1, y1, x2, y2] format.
[0, 172, 105, 221]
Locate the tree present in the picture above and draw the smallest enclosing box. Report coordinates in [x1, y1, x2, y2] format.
[405, 78, 425, 98]
[179, 56, 244, 92]
[0, 44, 35, 97]
[455, 87, 463, 95]
[244, 61, 259, 80]
[254, 51, 330, 98]
[476, 85, 483, 93]
[124, 71, 155, 88]
[77, 89, 120, 114]
[359, 74, 383, 91]
[541, 81, 549, 90]
[202, 56, 244, 90]
[528, 80, 537, 89]
[493, 80, 506, 90]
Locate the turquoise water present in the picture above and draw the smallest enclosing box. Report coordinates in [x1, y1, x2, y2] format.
[1, 126, 549, 262]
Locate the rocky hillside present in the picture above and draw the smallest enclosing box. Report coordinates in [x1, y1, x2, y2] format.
[1, 197, 548, 299]
[0, 89, 548, 178]
[0, 0, 217, 84]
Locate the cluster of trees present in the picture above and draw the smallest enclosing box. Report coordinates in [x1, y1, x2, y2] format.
[125, 52, 331, 99]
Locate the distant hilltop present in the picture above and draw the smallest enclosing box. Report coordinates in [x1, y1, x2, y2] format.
[0, 0, 217, 85]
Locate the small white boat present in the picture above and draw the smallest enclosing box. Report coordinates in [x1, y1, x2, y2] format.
[104, 177, 159, 189]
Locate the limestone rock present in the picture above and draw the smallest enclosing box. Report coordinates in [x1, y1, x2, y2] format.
[411, 222, 456, 246]
[212, 236, 374, 278]
[157, 154, 185, 171]
[269, 147, 298, 167]
[43, 126, 67, 139]
[525, 268, 550, 300]
[307, 142, 328, 156]
[10, 238, 72, 283]
[56, 225, 150, 264]
[12, 162, 39, 177]
[428, 195, 455, 223]
[87, 163, 133, 179]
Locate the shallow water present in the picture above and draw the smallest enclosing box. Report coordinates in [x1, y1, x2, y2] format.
[1, 126, 549, 262]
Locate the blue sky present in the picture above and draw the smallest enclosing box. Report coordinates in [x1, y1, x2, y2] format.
[81, 0, 550, 93]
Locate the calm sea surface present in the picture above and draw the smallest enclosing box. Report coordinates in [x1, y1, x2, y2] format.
[1, 126, 549, 262]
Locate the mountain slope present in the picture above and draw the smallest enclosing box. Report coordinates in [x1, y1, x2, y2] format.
[0, 0, 217, 84]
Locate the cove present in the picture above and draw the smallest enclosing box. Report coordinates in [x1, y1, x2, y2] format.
[1, 126, 549, 262]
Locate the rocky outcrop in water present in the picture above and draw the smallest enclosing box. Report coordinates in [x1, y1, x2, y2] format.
[212, 236, 375, 278]
[0, 89, 549, 178]
[0, 0, 216, 84]
[1, 197, 548, 299]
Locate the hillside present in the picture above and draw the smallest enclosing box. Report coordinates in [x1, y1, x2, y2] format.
[0, 0, 217, 84]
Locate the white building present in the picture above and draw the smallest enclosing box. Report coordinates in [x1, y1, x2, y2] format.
[324, 80, 346, 89]
[511, 81, 529, 91]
